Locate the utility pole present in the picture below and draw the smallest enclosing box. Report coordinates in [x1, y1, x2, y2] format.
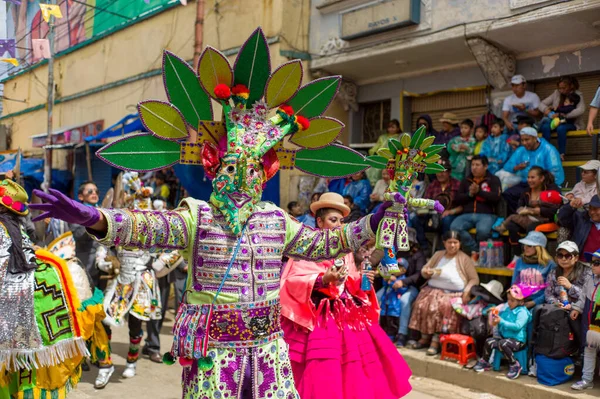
[193, 0, 205, 69]
[43, 0, 56, 192]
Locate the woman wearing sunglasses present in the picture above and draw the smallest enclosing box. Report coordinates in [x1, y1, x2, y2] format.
[510, 231, 556, 309]
[544, 240, 592, 348]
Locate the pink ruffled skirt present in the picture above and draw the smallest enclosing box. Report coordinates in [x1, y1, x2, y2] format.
[282, 299, 412, 399]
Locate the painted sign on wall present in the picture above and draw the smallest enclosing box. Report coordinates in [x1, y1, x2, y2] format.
[340, 0, 420, 40]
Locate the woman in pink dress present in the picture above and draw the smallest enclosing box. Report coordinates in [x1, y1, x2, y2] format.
[280, 192, 412, 399]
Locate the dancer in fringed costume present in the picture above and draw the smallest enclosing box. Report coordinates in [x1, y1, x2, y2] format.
[0, 180, 88, 398]
[30, 28, 416, 398]
[280, 192, 412, 399]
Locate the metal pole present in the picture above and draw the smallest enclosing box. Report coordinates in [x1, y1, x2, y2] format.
[44, 0, 56, 191]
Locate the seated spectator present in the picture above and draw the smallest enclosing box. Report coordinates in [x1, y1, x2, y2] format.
[342, 195, 362, 223]
[502, 127, 564, 214]
[494, 167, 561, 255]
[480, 119, 511, 175]
[587, 84, 600, 135]
[510, 231, 556, 309]
[342, 171, 372, 214]
[565, 160, 600, 208]
[435, 113, 461, 145]
[415, 114, 437, 137]
[539, 76, 585, 160]
[448, 119, 475, 180]
[571, 247, 600, 391]
[369, 168, 391, 206]
[411, 158, 461, 249]
[473, 125, 488, 156]
[473, 284, 534, 379]
[327, 178, 346, 195]
[545, 240, 591, 350]
[450, 155, 502, 257]
[516, 114, 536, 132]
[287, 201, 304, 218]
[558, 195, 600, 261]
[392, 228, 426, 347]
[408, 231, 479, 355]
[502, 75, 541, 133]
[298, 192, 322, 227]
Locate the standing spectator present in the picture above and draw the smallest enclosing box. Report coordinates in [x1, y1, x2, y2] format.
[539, 77, 585, 160]
[435, 113, 461, 145]
[565, 160, 600, 208]
[448, 119, 476, 180]
[451, 155, 502, 257]
[558, 195, 600, 260]
[342, 171, 372, 213]
[415, 114, 438, 137]
[342, 195, 362, 223]
[510, 231, 556, 308]
[494, 167, 561, 255]
[502, 127, 564, 214]
[473, 125, 488, 156]
[73, 181, 102, 288]
[587, 85, 600, 135]
[544, 241, 591, 350]
[411, 158, 461, 249]
[502, 75, 541, 132]
[368, 119, 402, 156]
[480, 119, 511, 175]
[298, 192, 322, 227]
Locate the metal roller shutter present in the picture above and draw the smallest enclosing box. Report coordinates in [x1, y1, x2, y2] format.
[410, 89, 488, 132]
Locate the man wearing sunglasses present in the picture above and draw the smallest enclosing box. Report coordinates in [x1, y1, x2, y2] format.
[558, 194, 600, 261]
[73, 181, 102, 287]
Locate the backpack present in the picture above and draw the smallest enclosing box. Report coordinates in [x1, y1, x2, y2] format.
[532, 304, 577, 359]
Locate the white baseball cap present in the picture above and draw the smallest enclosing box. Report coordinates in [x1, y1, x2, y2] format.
[519, 127, 538, 138]
[557, 240, 580, 254]
[511, 75, 526, 84]
[579, 160, 600, 171]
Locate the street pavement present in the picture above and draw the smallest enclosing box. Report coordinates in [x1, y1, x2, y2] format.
[69, 309, 499, 399]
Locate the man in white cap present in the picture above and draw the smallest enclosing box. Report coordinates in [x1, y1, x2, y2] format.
[501, 126, 564, 213]
[502, 75, 541, 132]
[565, 160, 600, 208]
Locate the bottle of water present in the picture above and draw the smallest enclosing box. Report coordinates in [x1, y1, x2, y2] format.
[479, 242, 487, 267]
[361, 256, 372, 291]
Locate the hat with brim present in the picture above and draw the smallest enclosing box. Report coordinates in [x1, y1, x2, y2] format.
[439, 112, 459, 124]
[589, 195, 600, 208]
[310, 192, 350, 217]
[584, 247, 600, 262]
[579, 160, 600, 171]
[480, 280, 504, 302]
[0, 179, 29, 216]
[518, 231, 547, 247]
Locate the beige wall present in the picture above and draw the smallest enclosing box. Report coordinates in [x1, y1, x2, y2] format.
[1, 0, 352, 205]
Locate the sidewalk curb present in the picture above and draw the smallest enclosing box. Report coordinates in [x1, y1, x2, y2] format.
[400, 347, 599, 399]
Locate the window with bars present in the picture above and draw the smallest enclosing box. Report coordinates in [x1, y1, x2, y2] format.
[361, 100, 391, 143]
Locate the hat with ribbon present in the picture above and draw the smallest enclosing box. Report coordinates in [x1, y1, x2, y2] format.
[508, 283, 546, 300]
[0, 179, 29, 216]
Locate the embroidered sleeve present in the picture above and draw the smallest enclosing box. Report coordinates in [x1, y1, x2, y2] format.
[89, 207, 190, 250]
[283, 212, 373, 261]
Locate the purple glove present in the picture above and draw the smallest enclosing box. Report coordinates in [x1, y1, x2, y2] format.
[30, 188, 101, 227]
[370, 201, 393, 232]
[434, 200, 445, 214]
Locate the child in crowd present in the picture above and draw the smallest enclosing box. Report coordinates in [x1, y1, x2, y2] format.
[474, 284, 534, 379]
[507, 134, 521, 151]
[545, 92, 581, 128]
[480, 119, 511, 175]
[474, 125, 488, 156]
[571, 248, 600, 391]
[494, 131, 522, 191]
[287, 201, 304, 218]
[378, 257, 409, 339]
[448, 119, 476, 180]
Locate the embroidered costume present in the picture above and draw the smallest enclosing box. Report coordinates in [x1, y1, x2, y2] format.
[31, 28, 420, 398]
[0, 180, 87, 398]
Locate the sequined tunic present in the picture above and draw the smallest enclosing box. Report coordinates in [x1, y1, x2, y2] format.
[93, 198, 373, 399]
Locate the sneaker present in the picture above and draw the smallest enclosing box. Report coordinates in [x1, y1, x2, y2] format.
[571, 380, 594, 390]
[506, 362, 522, 379]
[122, 362, 137, 379]
[94, 366, 114, 389]
[473, 359, 492, 373]
[395, 334, 407, 348]
[527, 362, 537, 377]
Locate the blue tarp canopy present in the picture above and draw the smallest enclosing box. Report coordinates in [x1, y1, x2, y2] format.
[85, 113, 143, 142]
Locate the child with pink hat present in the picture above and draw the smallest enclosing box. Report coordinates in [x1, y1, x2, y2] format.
[473, 283, 544, 379]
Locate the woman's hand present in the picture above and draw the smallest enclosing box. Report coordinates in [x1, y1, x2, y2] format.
[462, 291, 471, 304]
[570, 310, 580, 320]
[363, 269, 376, 285]
[557, 276, 573, 290]
[423, 269, 434, 279]
[323, 265, 348, 285]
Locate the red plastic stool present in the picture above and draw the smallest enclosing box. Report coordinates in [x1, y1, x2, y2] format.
[439, 334, 477, 365]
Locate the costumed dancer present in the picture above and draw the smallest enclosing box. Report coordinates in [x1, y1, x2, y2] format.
[280, 192, 412, 399]
[95, 172, 163, 379]
[0, 180, 88, 398]
[46, 231, 114, 389]
[30, 28, 408, 399]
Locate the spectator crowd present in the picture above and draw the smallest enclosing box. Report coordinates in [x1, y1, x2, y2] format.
[285, 77, 600, 389]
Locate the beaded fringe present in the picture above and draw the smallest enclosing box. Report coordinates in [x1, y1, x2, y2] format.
[0, 337, 89, 372]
